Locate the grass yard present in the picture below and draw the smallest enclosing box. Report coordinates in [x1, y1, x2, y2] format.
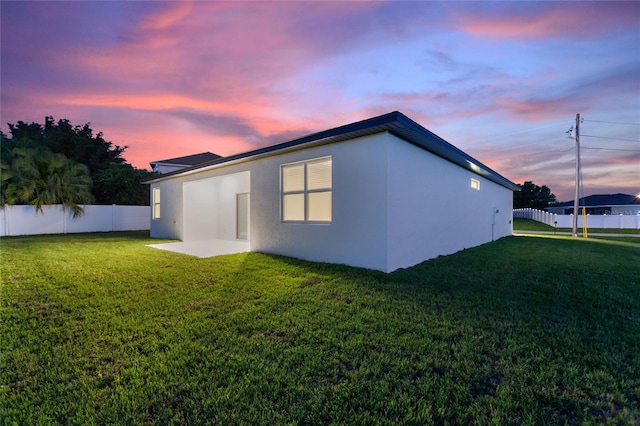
[514, 218, 640, 235]
[1, 232, 639, 425]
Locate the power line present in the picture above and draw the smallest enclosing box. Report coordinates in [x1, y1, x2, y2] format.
[583, 119, 640, 126]
[485, 147, 574, 162]
[473, 119, 639, 164]
[465, 120, 571, 147]
[475, 136, 568, 155]
[581, 134, 640, 143]
[582, 146, 640, 152]
[482, 145, 640, 162]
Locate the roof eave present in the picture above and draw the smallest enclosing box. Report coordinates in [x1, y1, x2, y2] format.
[143, 111, 519, 191]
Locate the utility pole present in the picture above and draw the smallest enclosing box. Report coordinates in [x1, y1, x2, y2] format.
[572, 113, 581, 237]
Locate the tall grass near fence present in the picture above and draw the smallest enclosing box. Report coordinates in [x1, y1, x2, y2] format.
[1, 232, 639, 424]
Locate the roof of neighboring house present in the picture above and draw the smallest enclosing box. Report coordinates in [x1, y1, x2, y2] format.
[552, 193, 640, 207]
[144, 111, 519, 191]
[149, 152, 222, 168]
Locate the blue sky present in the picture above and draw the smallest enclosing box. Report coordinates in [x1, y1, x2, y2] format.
[2, 1, 638, 200]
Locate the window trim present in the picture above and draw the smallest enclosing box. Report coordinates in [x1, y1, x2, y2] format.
[152, 187, 161, 219]
[470, 178, 481, 191]
[281, 156, 332, 223]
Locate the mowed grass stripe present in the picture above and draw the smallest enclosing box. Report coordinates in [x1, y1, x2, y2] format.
[1, 231, 638, 424]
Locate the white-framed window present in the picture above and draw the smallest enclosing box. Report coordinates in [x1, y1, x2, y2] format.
[152, 187, 161, 219]
[470, 178, 480, 191]
[281, 156, 332, 223]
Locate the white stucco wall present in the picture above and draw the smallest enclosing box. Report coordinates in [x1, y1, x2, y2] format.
[183, 178, 218, 241]
[386, 135, 513, 271]
[150, 169, 250, 241]
[150, 179, 184, 240]
[215, 172, 250, 240]
[250, 134, 389, 270]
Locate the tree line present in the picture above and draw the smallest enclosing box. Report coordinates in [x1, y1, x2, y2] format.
[513, 181, 556, 210]
[1, 117, 158, 217]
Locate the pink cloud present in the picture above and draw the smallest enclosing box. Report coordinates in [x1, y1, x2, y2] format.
[139, 1, 194, 32]
[493, 97, 577, 121]
[52, 1, 381, 147]
[377, 86, 503, 127]
[53, 91, 318, 146]
[57, 93, 257, 117]
[124, 130, 253, 169]
[77, 1, 376, 85]
[597, 153, 640, 166]
[455, 2, 639, 39]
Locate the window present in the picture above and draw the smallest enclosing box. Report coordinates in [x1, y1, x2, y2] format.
[152, 187, 161, 219]
[282, 157, 332, 222]
[236, 193, 249, 240]
[470, 178, 480, 191]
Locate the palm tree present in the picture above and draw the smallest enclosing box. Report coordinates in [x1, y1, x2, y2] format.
[3, 148, 93, 218]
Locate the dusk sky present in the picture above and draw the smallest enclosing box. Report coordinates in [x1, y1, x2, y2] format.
[2, 1, 639, 201]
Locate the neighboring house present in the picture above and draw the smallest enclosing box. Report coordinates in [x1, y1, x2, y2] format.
[144, 111, 519, 273]
[149, 152, 222, 174]
[546, 194, 640, 215]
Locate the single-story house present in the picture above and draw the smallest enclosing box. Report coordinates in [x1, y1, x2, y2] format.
[150, 152, 222, 174]
[144, 111, 519, 272]
[546, 193, 640, 215]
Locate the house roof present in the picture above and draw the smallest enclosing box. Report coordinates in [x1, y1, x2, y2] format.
[149, 152, 222, 167]
[552, 193, 640, 207]
[143, 111, 519, 191]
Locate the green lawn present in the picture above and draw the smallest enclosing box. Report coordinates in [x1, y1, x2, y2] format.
[1, 232, 639, 425]
[514, 218, 640, 235]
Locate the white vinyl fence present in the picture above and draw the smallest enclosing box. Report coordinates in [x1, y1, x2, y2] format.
[513, 208, 640, 229]
[0, 205, 150, 237]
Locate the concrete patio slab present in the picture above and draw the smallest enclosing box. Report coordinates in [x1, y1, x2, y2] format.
[147, 239, 250, 258]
